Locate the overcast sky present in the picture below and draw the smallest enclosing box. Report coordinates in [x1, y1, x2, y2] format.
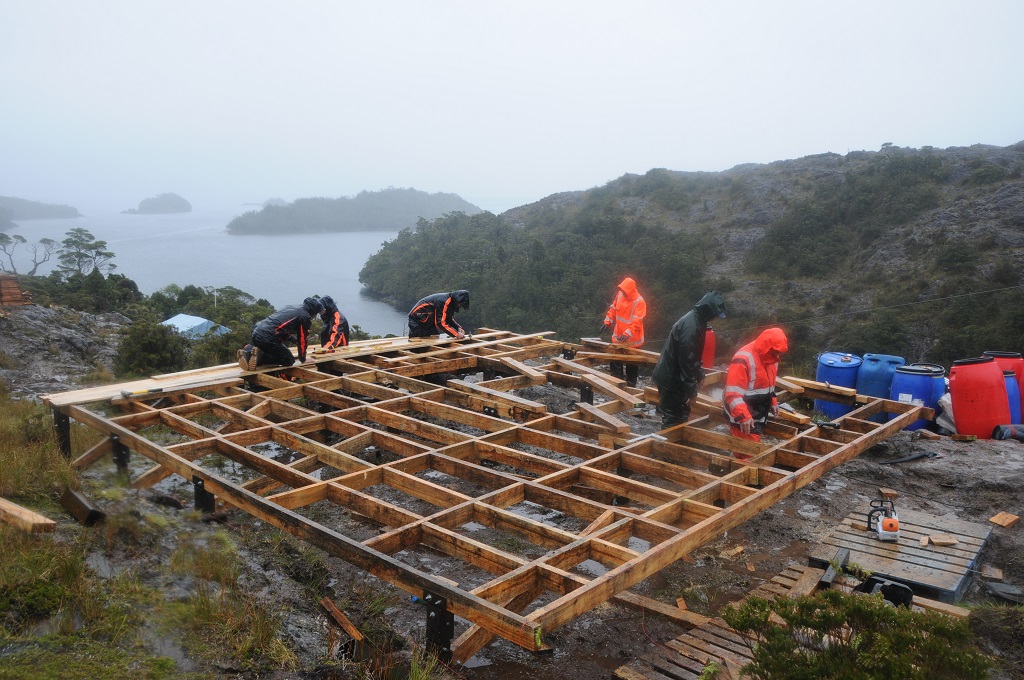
[2, 1, 1022, 215]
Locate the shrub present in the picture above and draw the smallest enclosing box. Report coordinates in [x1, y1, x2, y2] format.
[722, 589, 992, 679]
[113, 321, 189, 378]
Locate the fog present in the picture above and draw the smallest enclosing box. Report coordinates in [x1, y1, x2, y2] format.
[2, 0, 1022, 216]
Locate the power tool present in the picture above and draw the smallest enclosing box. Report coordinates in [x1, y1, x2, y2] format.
[867, 498, 900, 542]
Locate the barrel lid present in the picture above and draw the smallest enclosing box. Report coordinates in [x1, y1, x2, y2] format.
[819, 351, 861, 366]
[983, 350, 1023, 359]
[911, 362, 946, 375]
[952, 356, 995, 366]
[862, 353, 906, 363]
[895, 365, 944, 376]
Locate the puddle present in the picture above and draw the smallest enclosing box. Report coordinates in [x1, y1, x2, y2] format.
[798, 504, 821, 519]
[575, 559, 607, 577]
[626, 536, 651, 553]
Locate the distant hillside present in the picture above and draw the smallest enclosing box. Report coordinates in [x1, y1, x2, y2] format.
[122, 193, 192, 214]
[0, 196, 81, 220]
[226, 187, 482, 234]
[360, 141, 1024, 371]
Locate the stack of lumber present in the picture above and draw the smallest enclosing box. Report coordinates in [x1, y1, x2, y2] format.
[0, 275, 29, 306]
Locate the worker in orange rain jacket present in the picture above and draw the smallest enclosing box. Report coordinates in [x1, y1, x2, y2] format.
[601, 277, 646, 387]
[318, 296, 350, 350]
[723, 327, 789, 447]
[408, 290, 469, 338]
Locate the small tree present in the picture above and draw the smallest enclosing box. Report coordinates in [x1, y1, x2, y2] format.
[56, 227, 116, 279]
[0, 233, 56, 275]
[25, 237, 58, 276]
[0, 233, 25, 273]
[114, 321, 189, 378]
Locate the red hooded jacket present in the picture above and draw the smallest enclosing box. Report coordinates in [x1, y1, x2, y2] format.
[724, 327, 789, 427]
[603, 277, 646, 348]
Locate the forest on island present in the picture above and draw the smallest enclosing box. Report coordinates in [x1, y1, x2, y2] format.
[226, 187, 481, 234]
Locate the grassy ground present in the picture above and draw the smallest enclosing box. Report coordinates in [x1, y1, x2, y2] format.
[0, 388, 456, 679]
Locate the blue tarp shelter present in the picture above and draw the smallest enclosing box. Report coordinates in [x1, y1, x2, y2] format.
[161, 313, 230, 339]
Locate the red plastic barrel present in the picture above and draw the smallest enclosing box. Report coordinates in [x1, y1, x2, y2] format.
[983, 350, 1024, 416]
[702, 326, 716, 368]
[950, 357, 1011, 438]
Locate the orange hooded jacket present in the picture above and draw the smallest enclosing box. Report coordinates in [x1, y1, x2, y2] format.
[723, 327, 789, 428]
[603, 277, 646, 348]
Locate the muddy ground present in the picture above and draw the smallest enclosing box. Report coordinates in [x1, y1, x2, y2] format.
[72, 374, 1024, 679]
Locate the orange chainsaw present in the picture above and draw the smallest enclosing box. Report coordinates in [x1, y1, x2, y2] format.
[867, 498, 900, 542]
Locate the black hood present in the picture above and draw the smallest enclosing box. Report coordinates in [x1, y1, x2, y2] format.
[452, 290, 470, 310]
[694, 291, 726, 324]
[319, 295, 338, 315]
[303, 297, 324, 316]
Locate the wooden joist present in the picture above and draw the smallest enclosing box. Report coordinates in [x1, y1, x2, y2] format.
[40, 328, 931, 661]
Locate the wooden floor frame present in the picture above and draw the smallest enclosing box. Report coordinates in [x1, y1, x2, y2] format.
[43, 329, 929, 661]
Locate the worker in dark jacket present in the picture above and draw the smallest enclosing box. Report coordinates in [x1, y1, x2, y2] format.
[318, 296, 350, 350]
[652, 291, 727, 429]
[408, 290, 469, 338]
[237, 296, 323, 370]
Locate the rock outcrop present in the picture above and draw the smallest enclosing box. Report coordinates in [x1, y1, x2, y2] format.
[0, 304, 128, 399]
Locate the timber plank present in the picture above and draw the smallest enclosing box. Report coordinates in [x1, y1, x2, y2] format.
[0, 497, 56, 533]
[575, 402, 631, 433]
[582, 374, 645, 408]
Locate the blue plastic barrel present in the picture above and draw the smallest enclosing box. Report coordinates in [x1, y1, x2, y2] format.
[984, 351, 1024, 418]
[1004, 371, 1022, 424]
[890, 364, 944, 430]
[857, 353, 906, 421]
[911, 363, 947, 406]
[814, 352, 862, 421]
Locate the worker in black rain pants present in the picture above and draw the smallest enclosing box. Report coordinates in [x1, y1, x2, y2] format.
[408, 290, 469, 338]
[318, 295, 350, 350]
[651, 290, 727, 429]
[237, 296, 323, 369]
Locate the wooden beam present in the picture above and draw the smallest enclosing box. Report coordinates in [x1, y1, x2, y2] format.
[575, 402, 631, 433]
[0, 497, 56, 533]
[582, 375, 644, 408]
[447, 379, 547, 415]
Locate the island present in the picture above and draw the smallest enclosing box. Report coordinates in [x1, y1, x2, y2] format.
[122, 193, 192, 214]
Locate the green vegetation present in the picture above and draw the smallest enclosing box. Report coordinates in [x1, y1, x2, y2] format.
[226, 187, 482, 234]
[748, 150, 946, 277]
[722, 589, 993, 679]
[359, 208, 714, 344]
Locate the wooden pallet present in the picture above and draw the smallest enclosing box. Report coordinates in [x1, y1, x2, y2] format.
[809, 508, 990, 603]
